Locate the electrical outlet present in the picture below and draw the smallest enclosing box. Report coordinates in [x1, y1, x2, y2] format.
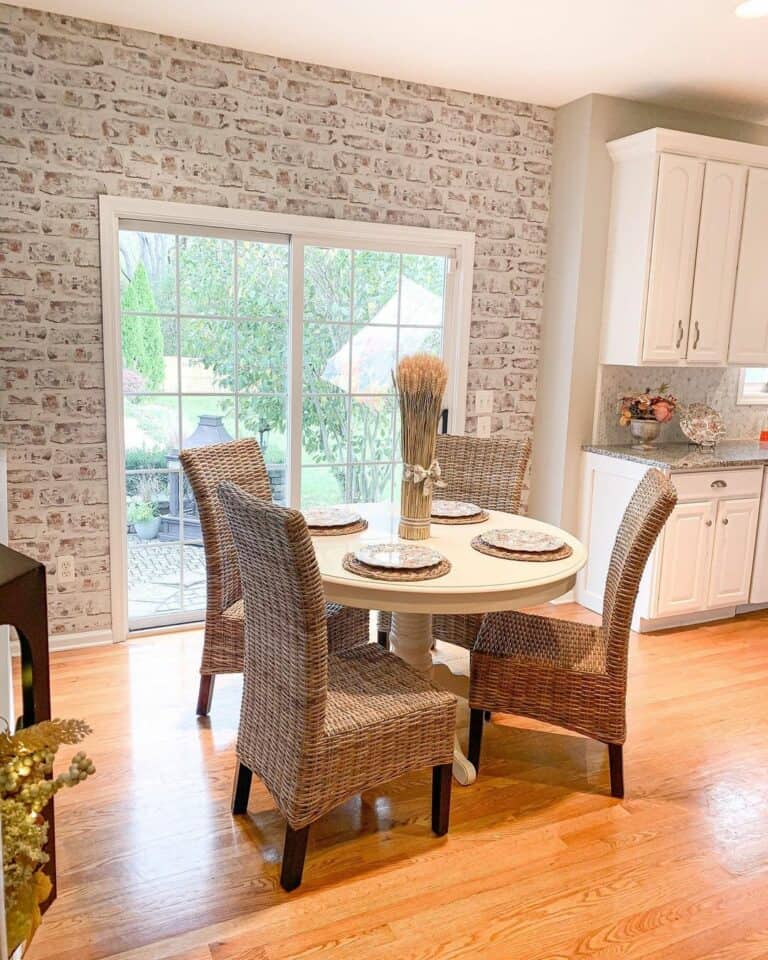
[477, 415, 491, 438]
[475, 390, 493, 415]
[59, 555, 75, 582]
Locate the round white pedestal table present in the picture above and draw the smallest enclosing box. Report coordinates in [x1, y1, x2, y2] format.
[312, 503, 587, 785]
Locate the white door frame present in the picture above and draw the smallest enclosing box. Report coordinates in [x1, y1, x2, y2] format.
[99, 195, 475, 642]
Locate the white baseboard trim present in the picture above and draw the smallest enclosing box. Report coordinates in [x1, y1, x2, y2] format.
[10, 628, 114, 657]
[735, 601, 768, 615]
[637, 608, 736, 634]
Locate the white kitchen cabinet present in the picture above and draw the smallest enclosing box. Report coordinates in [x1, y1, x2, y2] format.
[729, 167, 768, 364]
[654, 500, 715, 618]
[578, 454, 765, 631]
[688, 161, 747, 365]
[600, 128, 768, 368]
[642, 154, 704, 363]
[707, 497, 760, 608]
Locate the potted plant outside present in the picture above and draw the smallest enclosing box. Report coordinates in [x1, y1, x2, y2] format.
[126, 474, 163, 541]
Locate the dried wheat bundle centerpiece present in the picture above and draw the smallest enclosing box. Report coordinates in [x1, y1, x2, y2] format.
[394, 353, 448, 540]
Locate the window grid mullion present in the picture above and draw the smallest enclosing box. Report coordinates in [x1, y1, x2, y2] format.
[345, 251, 355, 502]
[233, 239, 240, 439]
[175, 233, 185, 613]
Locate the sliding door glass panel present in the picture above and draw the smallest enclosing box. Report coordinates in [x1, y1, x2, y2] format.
[119, 226, 290, 630]
[300, 246, 449, 507]
[118, 224, 453, 626]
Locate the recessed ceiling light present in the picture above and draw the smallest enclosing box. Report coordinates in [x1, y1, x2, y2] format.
[735, 0, 768, 17]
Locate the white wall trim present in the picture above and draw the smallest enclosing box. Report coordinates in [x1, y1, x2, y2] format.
[10, 629, 114, 657]
[99, 195, 475, 643]
[735, 367, 768, 405]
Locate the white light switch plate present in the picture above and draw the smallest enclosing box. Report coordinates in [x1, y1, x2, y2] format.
[475, 391, 493, 415]
[477, 415, 491, 438]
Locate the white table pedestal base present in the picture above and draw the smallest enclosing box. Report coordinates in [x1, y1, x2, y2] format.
[390, 610, 476, 786]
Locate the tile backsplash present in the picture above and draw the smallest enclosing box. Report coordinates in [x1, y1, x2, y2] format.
[595, 365, 767, 445]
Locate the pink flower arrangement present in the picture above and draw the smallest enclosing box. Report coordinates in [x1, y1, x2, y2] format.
[619, 386, 677, 427]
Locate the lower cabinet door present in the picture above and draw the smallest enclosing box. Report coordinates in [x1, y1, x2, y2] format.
[655, 500, 715, 618]
[707, 497, 760, 608]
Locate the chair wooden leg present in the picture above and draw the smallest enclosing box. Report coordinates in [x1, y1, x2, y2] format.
[280, 824, 310, 891]
[231, 762, 252, 815]
[196, 673, 215, 717]
[377, 629, 389, 649]
[608, 743, 624, 798]
[431, 763, 452, 836]
[468, 708, 485, 774]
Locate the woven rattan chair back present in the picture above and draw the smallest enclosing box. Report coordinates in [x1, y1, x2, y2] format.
[179, 438, 271, 617]
[218, 481, 329, 786]
[602, 469, 677, 677]
[435, 434, 531, 513]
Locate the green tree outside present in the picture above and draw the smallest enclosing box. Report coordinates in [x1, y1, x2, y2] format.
[121, 262, 165, 391]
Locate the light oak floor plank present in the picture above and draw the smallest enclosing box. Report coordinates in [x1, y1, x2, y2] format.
[24, 605, 768, 960]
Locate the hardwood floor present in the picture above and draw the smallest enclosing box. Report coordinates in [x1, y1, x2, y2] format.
[25, 605, 768, 960]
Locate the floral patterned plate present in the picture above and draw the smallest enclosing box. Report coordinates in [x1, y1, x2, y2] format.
[431, 499, 482, 518]
[355, 541, 444, 570]
[480, 528, 565, 554]
[302, 506, 362, 528]
[679, 403, 726, 448]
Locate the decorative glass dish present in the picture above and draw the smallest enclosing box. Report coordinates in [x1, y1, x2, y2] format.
[480, 528, 565, 554]
[355, 541, 443, 570]
[431, 499, 482, 518]
[302, 507, 362, 528]
[679, 403, 726, 448]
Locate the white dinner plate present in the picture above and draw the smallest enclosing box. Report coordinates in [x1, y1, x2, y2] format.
[480, 528, 565, 553]
[302, 506, 362, 528]
[355, 541, 443, 570]
[431, 499, 482, 518]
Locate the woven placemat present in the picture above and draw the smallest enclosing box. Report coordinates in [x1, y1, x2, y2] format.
[342, 553, 451, 581]
[431, 509, 489, 525]
[308, 518, 368, 537]
[471, 536, 573, 562]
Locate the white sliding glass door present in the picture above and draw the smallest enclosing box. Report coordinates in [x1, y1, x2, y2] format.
[102, 198, 473, 637]
[119, 225, 290, 629]
[300, 245, 449, 507]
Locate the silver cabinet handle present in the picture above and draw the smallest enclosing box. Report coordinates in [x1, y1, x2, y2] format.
[693, 321, 700, 350]
[711, 479, 727, 488]
[675, 323, 685, 349]
[705, 520, 713, 527]
[722, 518, 729, 525]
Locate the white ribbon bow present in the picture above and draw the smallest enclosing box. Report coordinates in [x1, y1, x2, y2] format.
[403, 459, 446, 496]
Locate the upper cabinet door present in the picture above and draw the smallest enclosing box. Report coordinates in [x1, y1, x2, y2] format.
[687, 161, 747, 365]
[642, 154, 705, 363]
[729, 167, 768, 364]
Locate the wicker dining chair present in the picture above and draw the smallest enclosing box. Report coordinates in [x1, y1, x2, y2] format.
[467, 468, 677, 798]
[218, 481, 457, 891]
[179, 438, 368, 717]
[377, 434, 532, 651]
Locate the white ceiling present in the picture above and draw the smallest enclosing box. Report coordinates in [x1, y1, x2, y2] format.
[12, 0, 768, 121]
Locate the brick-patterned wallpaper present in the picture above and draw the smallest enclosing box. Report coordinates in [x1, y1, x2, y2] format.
[0, 3, 553, 637]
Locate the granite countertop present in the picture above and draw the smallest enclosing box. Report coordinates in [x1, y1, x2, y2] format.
[582, 440, 768, 472]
